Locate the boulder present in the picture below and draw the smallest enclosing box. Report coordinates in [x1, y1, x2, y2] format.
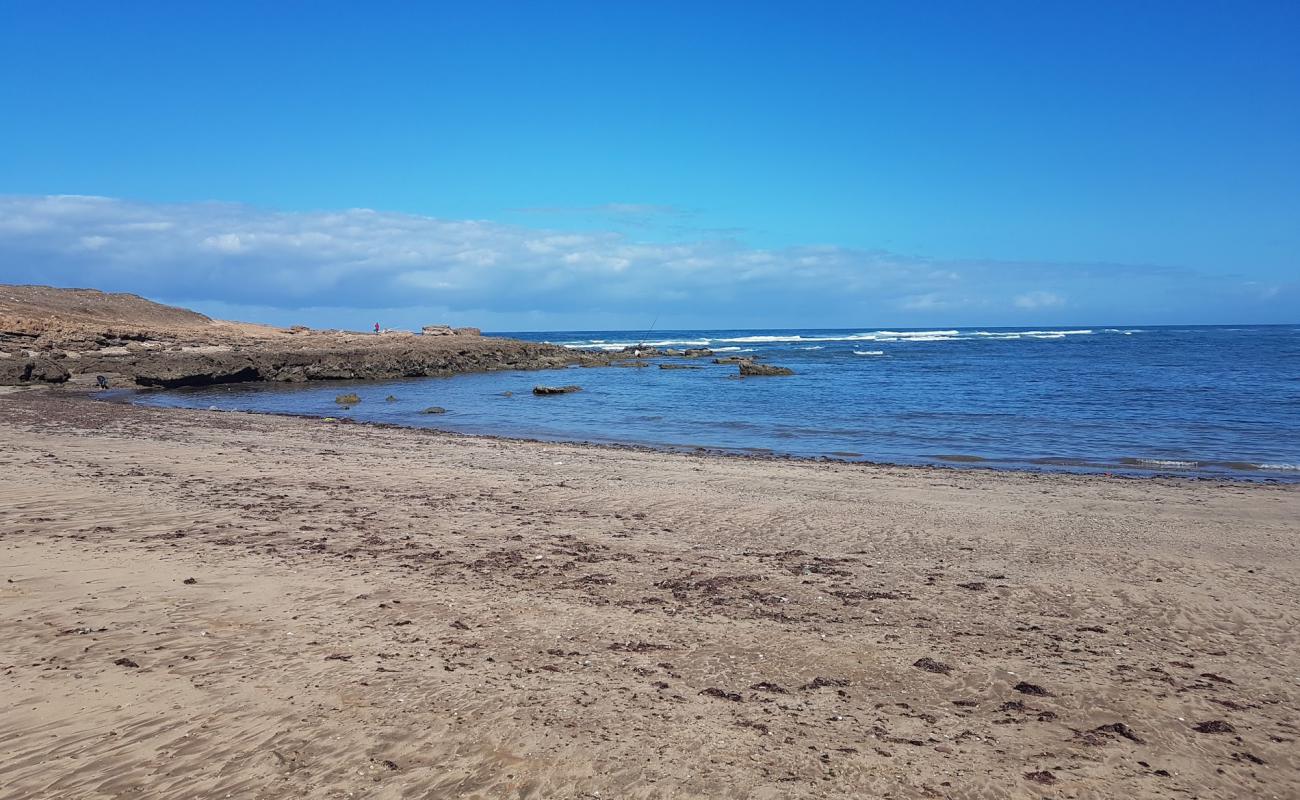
[659, 363, 701, 370]
[421, 324, 455, 336]
[713, 356, 750, 365]
[683, 348, 714, 358]
[335, 393, 360, 405]
[738, 362, 794, 377]
[421, 406, 447, 414]
[0, 356, 71, 385]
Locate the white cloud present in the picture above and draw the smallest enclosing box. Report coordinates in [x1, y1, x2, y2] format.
[0, 194, 1249, 327]
[1013, 290, 1065, 309]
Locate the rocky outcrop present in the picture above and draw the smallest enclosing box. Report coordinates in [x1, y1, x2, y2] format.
[738, 361, 794, 377]
[1, 284, 623, 387]
[0, 354, 70, 384]
[422, 325, 481, 336]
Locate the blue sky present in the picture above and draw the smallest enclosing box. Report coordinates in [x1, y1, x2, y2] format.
[1, 0, 1296, 330]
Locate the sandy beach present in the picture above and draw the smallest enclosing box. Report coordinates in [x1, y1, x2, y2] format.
[2, 389, 1298, 799]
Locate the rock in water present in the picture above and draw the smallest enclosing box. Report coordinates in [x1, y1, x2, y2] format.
[533, 385, 582, 395]
[738, 362, 794, 376]
[421, 406, 447, 414]
[335, 393, 360, 404]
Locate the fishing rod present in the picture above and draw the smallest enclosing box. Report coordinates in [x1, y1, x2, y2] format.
[637, 314, 659, 350]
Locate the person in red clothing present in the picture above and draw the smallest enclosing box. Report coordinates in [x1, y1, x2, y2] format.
[373, 322, 380, 334]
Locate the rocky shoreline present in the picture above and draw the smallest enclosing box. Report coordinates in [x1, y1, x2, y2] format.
[1, 284, 794, 388]
[1, 284, 612, 388]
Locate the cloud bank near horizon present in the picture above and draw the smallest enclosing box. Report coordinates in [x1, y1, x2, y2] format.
[0, 194, 1292, 330]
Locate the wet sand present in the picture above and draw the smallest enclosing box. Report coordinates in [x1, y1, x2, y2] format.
[2, 390, 1298, 799]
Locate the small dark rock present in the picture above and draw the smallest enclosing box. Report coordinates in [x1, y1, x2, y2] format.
[1013, 681, 1052, 696]
[750, 681, 789, 694]
[1024, 771, 1057, 785]
[421, 406, 447, 414]
[1193, 720, 1236, 734]
[912, 657, 953, 675]
[700, 687, 743, 702]
[533, 385, 582, 395]
[1093, 722, 1145, 743]
[113, 657, 140, 668]
[182, 577, 197, 585]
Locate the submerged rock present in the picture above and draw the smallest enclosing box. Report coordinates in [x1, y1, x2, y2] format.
[659, 363, 701, 370]
[533, 385, 583, 395]
[335, 393, 360, 405]
[421, 406, 447, 414]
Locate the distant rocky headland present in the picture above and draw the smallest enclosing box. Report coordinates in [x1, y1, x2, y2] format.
[0, 285, 608, 388]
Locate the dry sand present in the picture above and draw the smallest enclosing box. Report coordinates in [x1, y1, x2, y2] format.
[1, 390, 1297, 799]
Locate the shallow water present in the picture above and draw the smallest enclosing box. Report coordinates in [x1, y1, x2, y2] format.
[133, 325, 1300, 480]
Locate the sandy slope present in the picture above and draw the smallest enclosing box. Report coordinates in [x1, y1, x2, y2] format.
[1, 390, 1297, 799]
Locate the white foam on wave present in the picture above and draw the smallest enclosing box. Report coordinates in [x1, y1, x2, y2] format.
[871, 330, 960, 338]
[560, 338, 711, 350]
[853, 350, 885, 356]
[1135, 458, 1198, 468]
[1258, 463, 1300, 471]
[712, 346, 744, 352]
[800, 345, 825, 350]
[561, 327, 1102, 349]
[715, 334, 859, 343]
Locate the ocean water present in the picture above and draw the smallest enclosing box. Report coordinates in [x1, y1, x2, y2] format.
[133, 326, 1300, 480]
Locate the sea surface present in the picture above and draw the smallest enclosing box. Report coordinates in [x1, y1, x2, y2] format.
[134, 325, 1300, 480]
